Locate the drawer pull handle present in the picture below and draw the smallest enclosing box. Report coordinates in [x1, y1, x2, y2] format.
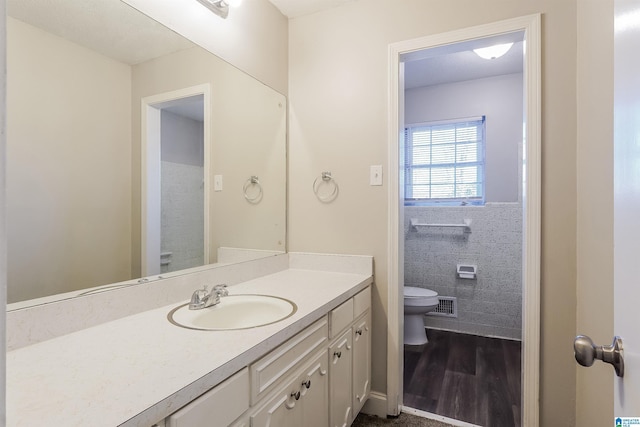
[302, 379, 311, 389]
[356, 329, 363, 336]
[334, 351, 342, 358]
[291, 390, 301, 401]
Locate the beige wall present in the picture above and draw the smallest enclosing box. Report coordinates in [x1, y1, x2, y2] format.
[6, 17, 132, 303]
[0, 0, 7, 421]
[131, 46, 286, 275]
[123, 0, 289, 95]
[288, 0, 577, 424]
[576, 0, 614, 425]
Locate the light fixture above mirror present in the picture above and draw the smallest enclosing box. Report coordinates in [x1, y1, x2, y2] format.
[196, 0, 243, 19]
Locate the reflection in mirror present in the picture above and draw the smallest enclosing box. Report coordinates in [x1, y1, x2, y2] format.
[6, 0, 287, 307]
[142, 88, 210, 276]
[159, 95, 207, 275]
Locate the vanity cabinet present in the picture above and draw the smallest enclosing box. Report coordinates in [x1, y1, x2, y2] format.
[162, 286, 371, 427]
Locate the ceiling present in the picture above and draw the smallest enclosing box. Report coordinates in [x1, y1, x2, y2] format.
[403, 32, 525, 89]
[8, 0, 194, 65]
[268, 0, 354, 18]
[162, 96, 205, 122]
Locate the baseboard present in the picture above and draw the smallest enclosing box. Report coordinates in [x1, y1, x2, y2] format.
[361, 391, 388, 418]
[402, 406, 481, 427]
[425, 326, 522, 342]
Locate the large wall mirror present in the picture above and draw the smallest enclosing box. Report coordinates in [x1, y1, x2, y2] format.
[6, 0, 287, 307]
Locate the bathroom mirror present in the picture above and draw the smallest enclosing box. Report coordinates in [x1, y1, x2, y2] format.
[6, 0, 287, 307]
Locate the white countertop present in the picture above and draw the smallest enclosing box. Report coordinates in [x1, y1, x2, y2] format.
[7, 268, 372, 426]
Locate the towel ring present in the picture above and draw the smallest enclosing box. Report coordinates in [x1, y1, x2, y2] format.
[313, 172, 339, 203]
[243, 176, 263, 203]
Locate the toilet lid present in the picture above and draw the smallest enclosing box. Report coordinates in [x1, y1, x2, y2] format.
[404, 286, 438, 298]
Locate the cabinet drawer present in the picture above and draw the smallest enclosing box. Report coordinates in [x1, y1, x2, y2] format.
[166, 368, 249, 427]
[353, 287, 371, 319]
[329, 298, 353, 338]
[251, 317, 328, 404]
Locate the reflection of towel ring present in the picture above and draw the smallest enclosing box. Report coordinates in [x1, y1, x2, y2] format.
[243, 175, 263, 203]
[313, 171, 339, 203]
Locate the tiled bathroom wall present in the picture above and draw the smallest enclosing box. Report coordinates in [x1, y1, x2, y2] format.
[404, 203, 522, 340]
[161, 161, 205, 273]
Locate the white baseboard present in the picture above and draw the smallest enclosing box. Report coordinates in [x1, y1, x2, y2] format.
[361, 391, 388, 418]
[402, 406, 481, 427]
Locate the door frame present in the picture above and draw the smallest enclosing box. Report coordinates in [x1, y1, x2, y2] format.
[385, 14, 541, 425]
[141, 84, 211, 276]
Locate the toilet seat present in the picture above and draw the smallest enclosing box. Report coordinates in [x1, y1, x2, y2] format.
[404, 286, 438, 298]
[404, 286, 439, 307]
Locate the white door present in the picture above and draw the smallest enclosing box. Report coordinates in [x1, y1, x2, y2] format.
[613, 0, 640, 417]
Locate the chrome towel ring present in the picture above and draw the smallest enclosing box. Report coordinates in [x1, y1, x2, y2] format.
[243, 175, 263, 203]
[313, 171, 339, 203]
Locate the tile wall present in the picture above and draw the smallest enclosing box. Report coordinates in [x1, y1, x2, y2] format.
[404, 203, 522, 340]
[161, 161, 205, 273]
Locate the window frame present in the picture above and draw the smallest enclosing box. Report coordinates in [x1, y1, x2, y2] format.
[404, 116, 486, 206]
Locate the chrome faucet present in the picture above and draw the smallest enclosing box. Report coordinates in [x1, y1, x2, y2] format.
[188, 284, 229, 310]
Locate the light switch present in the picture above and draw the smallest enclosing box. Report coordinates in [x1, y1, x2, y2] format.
[370, 165, 383, 186]
[214, 175, 223, 191]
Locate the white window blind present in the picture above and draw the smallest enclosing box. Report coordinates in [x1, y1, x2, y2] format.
[404, 117, 485, 205]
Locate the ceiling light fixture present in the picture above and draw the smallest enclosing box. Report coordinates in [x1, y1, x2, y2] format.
[473, 42, 514, 60]
[196, 0, 242, 19]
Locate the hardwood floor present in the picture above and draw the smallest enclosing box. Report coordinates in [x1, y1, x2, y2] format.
[403, 329, 521, 427]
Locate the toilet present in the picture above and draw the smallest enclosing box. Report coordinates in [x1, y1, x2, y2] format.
[404, 286, 439, 345]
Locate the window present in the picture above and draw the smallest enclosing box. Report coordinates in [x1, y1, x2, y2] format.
[404, 117, 485, 205]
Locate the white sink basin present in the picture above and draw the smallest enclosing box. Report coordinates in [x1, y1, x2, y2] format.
[168, 294, 297, 331]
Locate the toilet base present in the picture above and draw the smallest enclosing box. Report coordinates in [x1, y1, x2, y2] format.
[404, 313, 428, 345]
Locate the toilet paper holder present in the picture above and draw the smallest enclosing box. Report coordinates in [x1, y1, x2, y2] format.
[457, 264, 477, 279]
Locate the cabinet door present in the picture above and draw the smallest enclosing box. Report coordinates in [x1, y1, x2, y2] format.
[299, 351, 329, 427]
[252, 351, 328, 427]
[329, 328, 353, 427]
[352, 312, 371, 416]
[251, 384, 303, 427]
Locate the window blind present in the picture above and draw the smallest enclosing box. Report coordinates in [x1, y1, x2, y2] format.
[404, 117, 485, 204]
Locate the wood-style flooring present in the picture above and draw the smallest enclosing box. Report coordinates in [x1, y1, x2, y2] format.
[403, 329, 521, 427]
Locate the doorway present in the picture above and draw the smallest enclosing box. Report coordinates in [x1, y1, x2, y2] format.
[386, 15, 541, 427]
[141, 85, 211, 276]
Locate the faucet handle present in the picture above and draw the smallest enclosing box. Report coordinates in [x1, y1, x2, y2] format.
[189, 286, 209, 308]
[213, 284, 228, 297]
